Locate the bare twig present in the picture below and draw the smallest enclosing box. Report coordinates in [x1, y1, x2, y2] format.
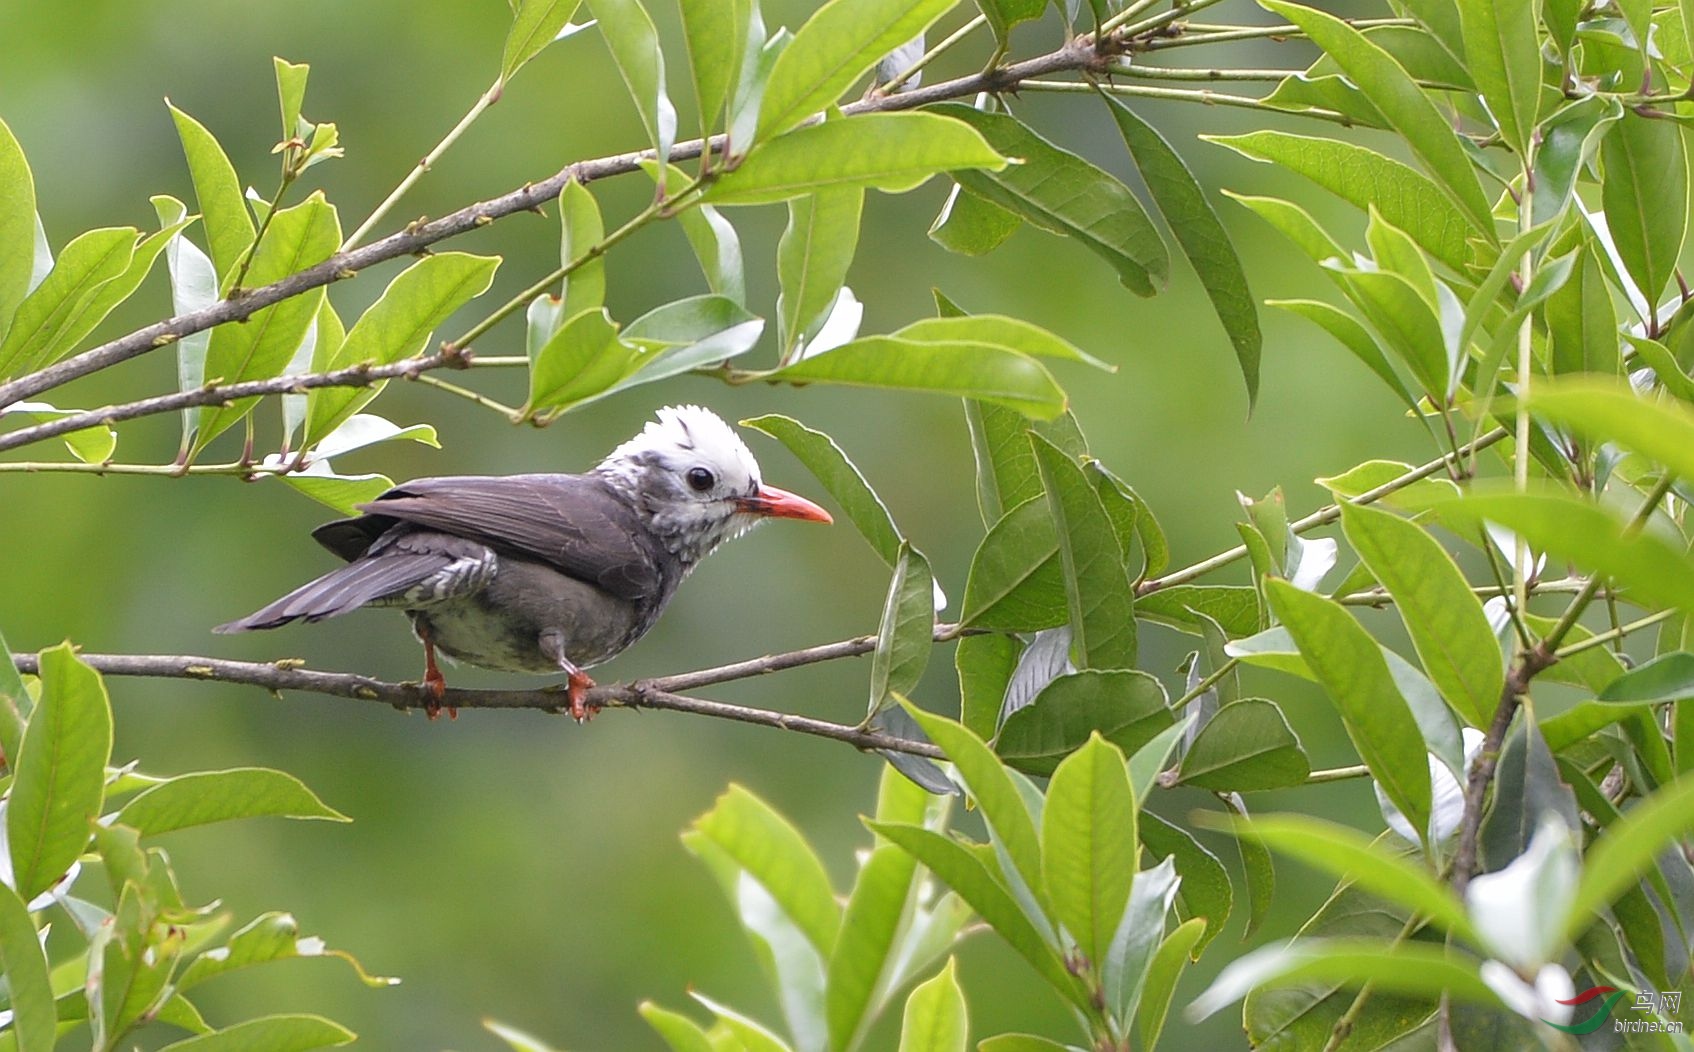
[9, 625, 974, 757]
[0, 40, 1104, 414]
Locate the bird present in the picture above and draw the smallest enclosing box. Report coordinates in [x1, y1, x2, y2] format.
[215, 405, 832, 721]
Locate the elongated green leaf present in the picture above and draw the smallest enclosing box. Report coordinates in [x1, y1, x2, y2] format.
[195, 194, 340, 450]
[0, 118, 37, 341]
[996, 670, 1173, 777]
[1224, 190, 1348, 264]
[558, 178, 605, 319]
[897, 958, 967, 1052]
[1140, 812, 1232, 953]
[767, 335, 1064, 419]
[756, 0, 956, 137]
[690, 785, 841, 956]
[870, 546, 935, 718]
[178, 910, 394, 990]
[1341, 503, 1502, 728]
[156, 1015, 354, 1052]
[304, 251, 499, 441]
[7, 644, 112, 900]
[502, 0, 585, 82]
[1269, 299, 1418, 413]
[1328, 266, 1449, 398]
[1030, 434, 1135, 669]
[957, 633, 1020, 741]
[484, 1019, 563, 1052]
[1260, 1, 1492, 233]
[525, 307, 634, 416]
[1601, 111, 1687, 304]
[742, 413, 900, 564]
[935, 104, 1168, 295]
[778, 187, 862, 356]
[960, 500, 1062, 631]
[1207, 132, 1473, 270]
[974, 0, 1045, 47]
[168, 103, 255, 283]
[1100, 93, 1260, 404]
[828, 843, 918, 1051]
[896, 316, 1109, 371]
[1456, 0, 1540, 155]
[1527, 376, 1694, 485]
[1432, 488, 1694, 615]
[1565, 774, 1694, 941]
[0, 630, 24, 767]
[1190, 938, 1497, 1022]
[0, 227, 135, 379]
[964, 401, 1086, 523]
[1264, 581, 1432, 841]
[976, 1038, 1069, 1052]
[1131, 920, 1205, 1050]
[1176, 699, 1309, 791]
[1534, 97, 1623, 226]
[679, 0, 751, 133]
[708, 112, 1004, 204]
[639, 1002, 715, 1052]
[116, 768, 348, 836]
[929, 186, 1020, 256]
[585, 0, 676, 169]
[866, 821, 1075, 996]
[0, 881, 53, 1052]
[1041, 734, 1136, 967]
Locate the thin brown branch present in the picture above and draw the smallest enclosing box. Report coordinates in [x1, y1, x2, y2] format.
[0, 40, 1104, 414]
[9, 627, 970, 757]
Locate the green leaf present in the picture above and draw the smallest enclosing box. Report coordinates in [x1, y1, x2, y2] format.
[0, 227, 136, 379]
[1176, 699, 1310, 791]
[156, 1014, 355, 1052]
[7, 644, 112, 901]
[524, 307, 633, 416]
[0, 629, 25, 767]
[934, 104, 1168, 295]
[1545, 245, 1620, 376]
[679, 0, 751, 133]
[1455, 0, 1540, 155]
[195, 193, 340, 450]
[1599, 652, 1694, 706]
[691, 993, 794, 1052]
[304, 251, 499, 441]
[690, 785, 841, 956]
[766, 335, 1065, 419]
[1137, 917, 1206, 1050]
[1430, 488, 1694, 616]
[975, 1038, 1072, 1052]
[929, 186, 1020, 256]
[1264, 581, 1432, 843]
[1140, 811, 1232, 953]
[778, 187, 862, 357]
[484, 1019, 563, 1052]
[1526, 376, 1694, 485]
[502, 0, 586, 82]
[1259, 1, 1493, 234]
[0, 881, 54, 1052]
[964, 399, 1087, 524]
[974, 0, 1045, 48]
[755, 0, 956, 138]
[1341, 503, 1503, 728]
[1030, 434, 1136, 669]
[707, 112, 1005, 204]
[556, 179, 606, 322]
[177, 911, 394, 990]
[828, 843, 918, 1051]
[1268, 299, 1418, 414]
[896, 316, 1109, 371]
[742, 413, 900, 564]
[273, 59, 309, 148]
[1206, 132, 1474, 271]
[1565, 774, 1694, 941]
[870, 546, 935, 718]
[995, 670, 1173, 777]
[1223, 190, 1347, 264]
[1041, 733, 1137, 966]
[1189, 938, 1497, 1022]
[0, 118, 37, 342]
[585, 0, 676, 169]
[957, 633, 1020, 740]
[1327, 266, 1450, 399]
[866, 821, 1075, 996]
[167, 103, 256, 283]
[1534, 97, 1623, 226]
[1601, 111, 1688, 305]
[116, 768, 348, 836]
[639, 1002, 715, 1052]
[1100, 92, 1260, 405]
[897, 958, 967, 1052]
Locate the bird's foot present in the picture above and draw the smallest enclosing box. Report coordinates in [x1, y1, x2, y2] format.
[566, 667, 598, 724]
[420, 629, 456, 720]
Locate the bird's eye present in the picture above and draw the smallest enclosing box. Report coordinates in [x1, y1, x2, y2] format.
[686, 466, 716, 492]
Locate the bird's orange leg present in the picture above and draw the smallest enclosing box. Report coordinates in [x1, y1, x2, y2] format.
[418, 625, 454, 720]
[566, 664, 598, 723]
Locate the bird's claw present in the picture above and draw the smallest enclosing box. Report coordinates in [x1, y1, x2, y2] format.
[422, 667, 455, 721]
[566, 668, 598, 724]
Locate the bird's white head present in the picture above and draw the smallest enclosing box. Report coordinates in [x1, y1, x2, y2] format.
[597, 405, 831, 563]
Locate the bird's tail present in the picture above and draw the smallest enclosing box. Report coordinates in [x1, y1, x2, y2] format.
[213, 554, 451, 633]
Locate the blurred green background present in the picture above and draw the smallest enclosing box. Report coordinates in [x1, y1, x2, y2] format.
[0, 1, 1424, 1048]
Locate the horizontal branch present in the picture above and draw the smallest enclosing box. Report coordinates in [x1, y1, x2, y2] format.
[0, 349, 465, 456]
[0, 40, 1102, 414]
[10, 626, 971, 758]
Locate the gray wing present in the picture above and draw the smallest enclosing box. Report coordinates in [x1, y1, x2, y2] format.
[319, 473, 665, 603]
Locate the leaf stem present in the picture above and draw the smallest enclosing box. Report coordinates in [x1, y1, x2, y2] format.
[228, 172, 297, 292]
[410, 373, 525, 422]
[1555, 608, 1680, 659]
[1111, 64, 1297, 82]
[1135, 17, 1412, 50]
[1171, 658, 1238, 711]
[1017, 79, 1354, 127]
[343, 80, 502, 251]
[878, 14, 986, 95]
[1304, 763, 1371, 784]
[1106, 0, 1229, 38]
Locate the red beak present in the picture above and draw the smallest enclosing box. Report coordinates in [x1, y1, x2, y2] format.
[737, 484, 833, 523]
